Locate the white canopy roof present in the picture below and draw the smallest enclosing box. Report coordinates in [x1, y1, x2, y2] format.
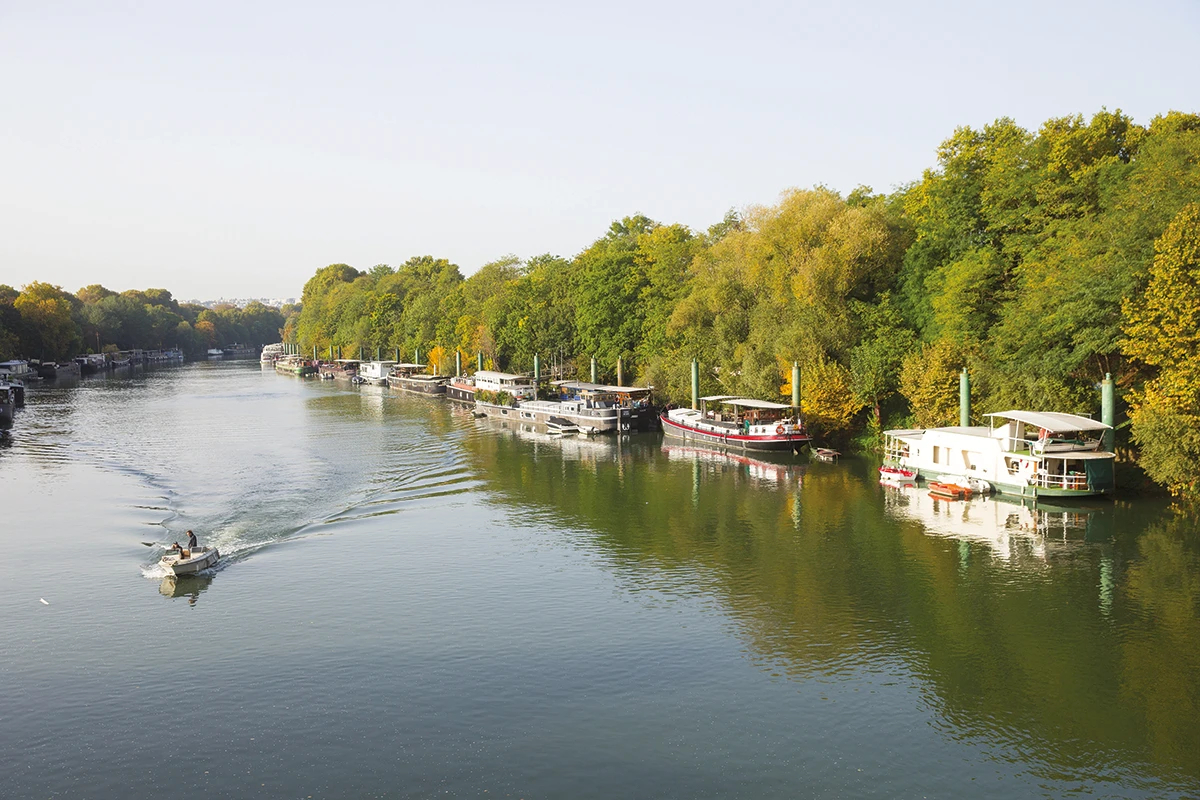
[985, 410, 1111, 431]
[475, 370, 531, 381]
[553, 380, 651, 393]
[700, 395, 791, 410]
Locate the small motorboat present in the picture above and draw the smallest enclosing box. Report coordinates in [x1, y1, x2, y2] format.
[159, 546, 220, 576]
[928, 481, 972, 500]
[546, 416, 580, 435]
[879, 464, 917, 482]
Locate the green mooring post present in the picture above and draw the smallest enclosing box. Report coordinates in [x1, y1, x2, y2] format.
[415, 348, 420, 366]
[533, 354, 541, 400]
[1101, 373, 1115, 451]
[394, 348, 400, 363]
[959, 368, 971, 427]
[376, 347, 381, 361]
[617, 358, 623, 387]
[359, 345, 363, 360]
[329, 345, 333, 360]
[691, 358, 699, 410]
[313, 346, 317, 360]
[792, 361, 800, 411]
[477, 352, 483, 372]
[455, 350, 461, 377]
[590, 357, 597, 383]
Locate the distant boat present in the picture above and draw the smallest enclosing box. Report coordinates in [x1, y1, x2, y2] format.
[386, 363, 449, 394]
[0, 382, 15, 428]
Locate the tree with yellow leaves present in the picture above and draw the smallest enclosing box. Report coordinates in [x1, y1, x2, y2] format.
[1123, 203, 1200, 496]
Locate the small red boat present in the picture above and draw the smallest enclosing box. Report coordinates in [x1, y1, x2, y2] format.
[928, 481, 972, 500]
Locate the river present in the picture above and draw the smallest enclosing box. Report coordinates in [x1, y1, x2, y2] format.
[1, 361, 1197, 799]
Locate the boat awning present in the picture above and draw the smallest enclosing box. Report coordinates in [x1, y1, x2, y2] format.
[984, 410, 1111, 431]
[476, 370, 530, 381]
[392, 362, 426, 369]
[553, 381, 651, 394]
[724, 398, 792, 410]
[700, 395, 792, 410]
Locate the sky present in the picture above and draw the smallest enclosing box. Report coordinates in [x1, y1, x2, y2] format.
[2, 0, 1198, 300]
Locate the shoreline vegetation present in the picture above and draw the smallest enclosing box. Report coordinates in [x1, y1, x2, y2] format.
[5, 109, 1200, 498]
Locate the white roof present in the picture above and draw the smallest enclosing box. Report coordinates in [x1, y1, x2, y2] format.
[392, 362, 427, 369]
[475, 370, 530, 381]
[701, 395, 791, 410]
[985, 410, 1111, 431]
[553, 380, 651, 393]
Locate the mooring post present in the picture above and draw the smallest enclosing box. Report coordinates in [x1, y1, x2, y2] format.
[1101, 372, 1115, 451]
[960, 368, 971, 427]
[792, 361, 800, 413]
[359, 345, 364, 360]
[394, 347, 399, 363]
[477, 352, 483, 372]
[590, 357, 597, 383]
[533, 354, 541, 400]
[455, 350, 461, 377]
[617, 358, 623, 387]
[415, 348, 420, 366]
[691, 358, 699, 410]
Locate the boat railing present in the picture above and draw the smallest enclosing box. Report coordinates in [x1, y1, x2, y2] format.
[1031, 470, 1089, 491]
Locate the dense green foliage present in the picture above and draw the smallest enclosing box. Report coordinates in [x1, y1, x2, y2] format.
[0, 284, 286, 360]
[7, 108, 1199, 494]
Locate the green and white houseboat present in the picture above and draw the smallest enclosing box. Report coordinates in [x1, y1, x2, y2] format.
[883, 410, 1115, 498]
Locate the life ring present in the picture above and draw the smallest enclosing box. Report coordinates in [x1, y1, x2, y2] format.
[776, 424, 785, 435]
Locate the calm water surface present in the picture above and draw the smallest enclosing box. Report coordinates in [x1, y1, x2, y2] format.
[1, 362, 1198, 799]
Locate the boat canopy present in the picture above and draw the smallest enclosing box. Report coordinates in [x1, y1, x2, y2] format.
[553, 380, 651, 394]
[984, 410, 1111, 431]
[475, 370, 529, 381]
[698, 394, 741, 402]
[721, 398, 793, 410]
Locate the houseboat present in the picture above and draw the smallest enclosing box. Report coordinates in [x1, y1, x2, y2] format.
[36, 361, 80, 380]
[386, 363, 449, 395]
[72, 354, 107, 375]
[274, 355, 317, 377]
[661, 396, 810, 451]
[446, 374, 478, 403]
[0, 382, 15, 428]
[222, 343, 257, 359]
[472, 371, 537, 405]
[322, 359, 360, 381]
[357, 360, 397, 386]
[261, 343, 285, 365]
[552, 381, 656, 431]
[0, 360, 38, 382]
[883, 410, 1116, 498]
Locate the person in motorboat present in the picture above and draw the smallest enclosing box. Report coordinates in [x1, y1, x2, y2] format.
[171, 530, 199, 557]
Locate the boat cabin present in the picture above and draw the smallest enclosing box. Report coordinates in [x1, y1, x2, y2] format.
[698, 396, 797, 428]
[553, 380, 652, 409]
[474, 370, 536, 399]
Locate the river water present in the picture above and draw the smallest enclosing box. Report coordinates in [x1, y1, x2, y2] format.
[1, 362, 1198, 799]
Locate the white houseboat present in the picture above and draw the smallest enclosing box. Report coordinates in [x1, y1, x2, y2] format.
[661, 396, 810, 451]
[357, 360, 397, 386]
[386, 363, 449, 395]
[883, 410, 1116, 498]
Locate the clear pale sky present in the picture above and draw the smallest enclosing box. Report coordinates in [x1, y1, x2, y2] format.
[2, 1, 1197, 300]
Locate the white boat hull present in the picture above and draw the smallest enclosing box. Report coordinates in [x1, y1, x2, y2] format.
[159, 547, 220, 576]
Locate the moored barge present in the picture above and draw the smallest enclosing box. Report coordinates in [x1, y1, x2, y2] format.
[661, 396, 810, 451]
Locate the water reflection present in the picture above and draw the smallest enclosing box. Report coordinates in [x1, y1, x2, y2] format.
[463, 428, 1200, 790]
[881, 482, 1112, 563]
[158, 574, 213, 605]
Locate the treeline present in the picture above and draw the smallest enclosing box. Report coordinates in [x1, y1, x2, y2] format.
[291, 109, 1200, 495]
[0, 284, 289, 360]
